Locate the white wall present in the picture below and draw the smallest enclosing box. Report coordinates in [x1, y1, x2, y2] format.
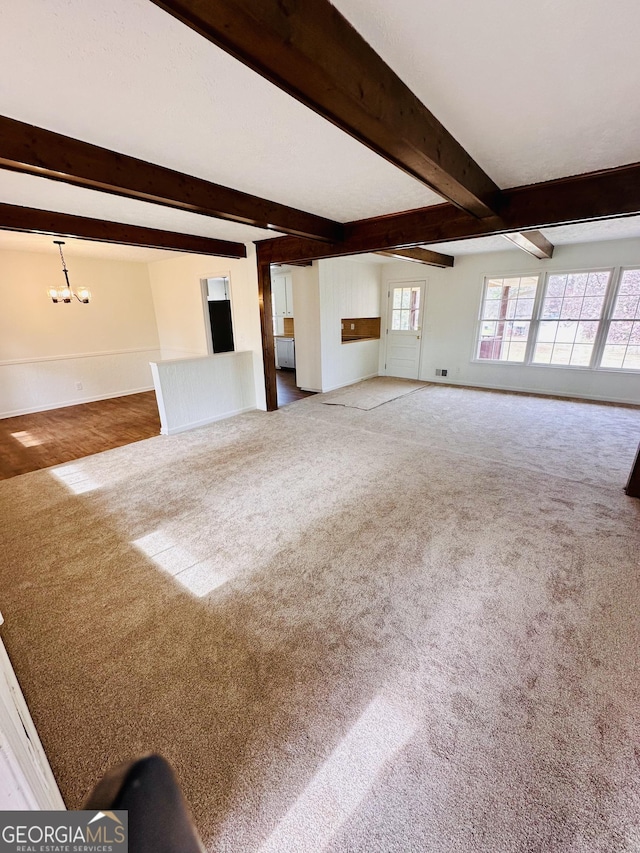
[147, 246, 266, 410]
[317, 257, 381, 392]
[0, 249, 161, 417]
[151, 351, 256, 435]
[381, 237, 640, 405]
[289, 263, 322, 391]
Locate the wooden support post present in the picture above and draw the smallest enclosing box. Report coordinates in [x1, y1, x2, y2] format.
[625, 442, 640, 498]
[257, 258, 278, 411]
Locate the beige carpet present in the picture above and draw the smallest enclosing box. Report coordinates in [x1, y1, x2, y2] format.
[319, 376, 428, 409]
[1, 385, 640, 852]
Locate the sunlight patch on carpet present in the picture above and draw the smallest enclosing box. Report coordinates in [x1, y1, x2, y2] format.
[259, 694, 417, 853]
[50, 463, 99, 494]
[132, 530, 229, 598]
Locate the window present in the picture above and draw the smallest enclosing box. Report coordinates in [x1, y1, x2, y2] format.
[532, 270, 610, 367]
[477, 276, 539, 362]
[391, 285, 421, 331]
[474, 266, 640, 373]
[601, 269, 640, 370]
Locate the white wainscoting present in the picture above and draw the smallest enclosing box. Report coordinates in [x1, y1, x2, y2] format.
[150, 351, 256, 435]
[0, 348, 162, 419]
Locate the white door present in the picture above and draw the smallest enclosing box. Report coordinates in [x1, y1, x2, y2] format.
[384, 280, 426, 379]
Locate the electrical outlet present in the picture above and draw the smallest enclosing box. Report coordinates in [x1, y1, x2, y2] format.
[350, 323, 355, 330]
[441, 369, 448, 377]
[75, 382, 83, 391]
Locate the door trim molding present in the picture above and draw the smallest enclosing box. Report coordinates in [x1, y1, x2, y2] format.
[384, 278, 427, 379]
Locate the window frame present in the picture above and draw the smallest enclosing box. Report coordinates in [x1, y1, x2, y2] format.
[596, 266, 640, 373]
[472, 264, 640, 374]
[530, 267, 614, 370]
[473, 272, 542, 365]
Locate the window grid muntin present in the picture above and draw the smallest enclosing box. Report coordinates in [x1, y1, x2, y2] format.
[477, 275, 539, 363]
[601, 267, 640, 370]
[391, 286, 421, 331]
[473, 265, 640, 374]
[532, 270, 611, 367]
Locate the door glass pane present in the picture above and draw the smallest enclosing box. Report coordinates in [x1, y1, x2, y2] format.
[391, 287, 421, 331]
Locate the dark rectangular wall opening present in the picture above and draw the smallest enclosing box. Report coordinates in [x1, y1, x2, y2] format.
[206, 276, 235, 353]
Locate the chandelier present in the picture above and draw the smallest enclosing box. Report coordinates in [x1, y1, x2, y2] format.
[47, 241, 91, 304]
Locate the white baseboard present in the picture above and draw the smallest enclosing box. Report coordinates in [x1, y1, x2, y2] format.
[0, 387, 155, 420]
[321, 372, 379, 393]
[426, 377, 640, 407]
[161, 405, 256, 435]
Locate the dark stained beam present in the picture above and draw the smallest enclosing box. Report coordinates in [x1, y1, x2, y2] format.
[626, 443, 640, 498]
[257, 260, 278, 411]
[257, 162, 640, 265]
[256, 205, 498, 265]
[377, 247, 454, 267]
[503, 230, 554, 259]
[0, 203, 246, 257]
[0, 115, 342, 242]
[151, 0, 500, 218]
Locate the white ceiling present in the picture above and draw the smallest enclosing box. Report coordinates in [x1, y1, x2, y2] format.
[334, 0, 640, 187]
[1, 0, 639, 254]
[0, 229, 182, 262]
[0, 0, 440, 234]
[422, 217, 640, 257]
[0, 170, 273, 244]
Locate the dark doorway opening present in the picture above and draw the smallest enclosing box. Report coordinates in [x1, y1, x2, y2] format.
[208, 300, 234, 353]
[205, 276, 235, 354]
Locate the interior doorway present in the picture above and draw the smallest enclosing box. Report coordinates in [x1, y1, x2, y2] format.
[202, 275, 235, 354]
[384, 279, 426, 379]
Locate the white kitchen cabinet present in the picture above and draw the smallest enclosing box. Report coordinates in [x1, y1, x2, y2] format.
[273, 274, 294, 317]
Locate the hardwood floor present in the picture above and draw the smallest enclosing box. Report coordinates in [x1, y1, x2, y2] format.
[0, 392, 161, 480]
[276, 368, 316, 406]
[0, 378, 313, 479]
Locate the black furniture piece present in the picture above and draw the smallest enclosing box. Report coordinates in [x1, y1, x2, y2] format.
[84, 754, 204, 853]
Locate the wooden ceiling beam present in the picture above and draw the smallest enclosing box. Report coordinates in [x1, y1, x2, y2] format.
[0, 203, 247, 257]
[256, 161, 640, 265]
[150, 0, 500, 218]
[0, 115, 342, 243]
[503, 230, 554, 259]
[377, 247, 454, 267]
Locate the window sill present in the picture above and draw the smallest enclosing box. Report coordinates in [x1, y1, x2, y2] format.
[471, 359, 640, 375]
